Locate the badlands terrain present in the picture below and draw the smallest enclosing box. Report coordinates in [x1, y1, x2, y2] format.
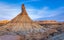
[0, 4, 64, 40]
[0, 20, 64, 40]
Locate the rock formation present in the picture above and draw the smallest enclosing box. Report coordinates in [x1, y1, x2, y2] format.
[0, 4, 58, 40]
[0, 20, 9, 26]
[0, 4, 45, 35]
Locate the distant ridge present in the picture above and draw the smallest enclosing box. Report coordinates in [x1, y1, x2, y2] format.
[0, 20, 9, 26]
[35, 20, 64, 25]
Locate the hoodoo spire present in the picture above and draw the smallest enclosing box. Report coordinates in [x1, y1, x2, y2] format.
[22, 4, 25, 12]
[21, 4, 27, 15]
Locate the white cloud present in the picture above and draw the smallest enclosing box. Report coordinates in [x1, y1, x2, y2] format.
[28, 0, 40, 1]
[0, 3, 64, 21]
[21, 0, 39, 3]
[0, 3, 21, 20]
[27, 7, 64, 20]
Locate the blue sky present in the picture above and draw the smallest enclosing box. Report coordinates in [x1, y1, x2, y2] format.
[0, 0, 64, 22]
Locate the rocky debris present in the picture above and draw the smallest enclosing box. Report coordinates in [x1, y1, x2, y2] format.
[48, 33, 64, 40]
[0, 35, 24, 40]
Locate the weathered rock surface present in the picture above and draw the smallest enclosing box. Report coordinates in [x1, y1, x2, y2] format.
[0, 35, 24, 40]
